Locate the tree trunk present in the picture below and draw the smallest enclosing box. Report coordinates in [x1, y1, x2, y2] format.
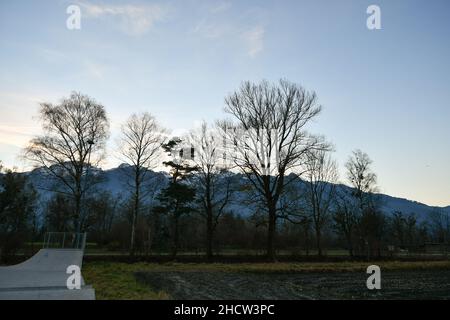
[130, 211, 136, 257]
[146, 228, 152, 257]
[316, 228, 322, 257]
[206, 206, 213, 261]
[304, 225, 310, 256]
[267, 203, 277, 261]
[130, 177, 140, 257]
[205, 176, 214, 261]
[347, 234, 354, 257]
[172, 214, 179, 257]
[74, 192, 81, 233]
[74, 167, 83, 233]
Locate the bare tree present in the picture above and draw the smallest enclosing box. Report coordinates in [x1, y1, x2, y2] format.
[344, 149, 380, 258]
[345, 149, 377, 209]
[187, 121, 234, 260]
[333, 190, 359, 256]
[218, 79, 328, 260]
[304, 150, 338, 256]
[429, 209, 450, 243]
[118, 112, 167, 256]
[24, 92, 109, 232]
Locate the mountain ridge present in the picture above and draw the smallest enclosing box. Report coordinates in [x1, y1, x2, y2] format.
[3, 165, 449, 222]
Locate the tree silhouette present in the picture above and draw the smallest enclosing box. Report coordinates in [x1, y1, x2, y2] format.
[218, 79, 328, 260]
[24, 92, 109, 232]
[118, 112, 166, 256]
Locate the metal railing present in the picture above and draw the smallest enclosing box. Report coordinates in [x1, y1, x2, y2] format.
[43, 232, 87, 250]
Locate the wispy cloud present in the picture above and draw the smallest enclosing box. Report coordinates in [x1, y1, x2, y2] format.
[0, 91, 61, 128]
[209, 1, 231, 14]
[191, 3, 265, 58]
[0, 126, 38, 149]
[242, 25, 265, 57]
[77, 1, 169, 36]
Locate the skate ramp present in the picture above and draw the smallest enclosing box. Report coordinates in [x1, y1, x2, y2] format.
[0, 233, 95, 300]
[0, 249, 86, 289]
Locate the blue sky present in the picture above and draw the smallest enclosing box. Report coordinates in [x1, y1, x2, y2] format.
[0, 0, 449, 206]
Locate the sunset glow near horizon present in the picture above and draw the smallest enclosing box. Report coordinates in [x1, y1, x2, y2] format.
[0, 0, 449, 207]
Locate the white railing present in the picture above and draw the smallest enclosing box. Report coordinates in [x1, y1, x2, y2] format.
[43, 232, 87, 250]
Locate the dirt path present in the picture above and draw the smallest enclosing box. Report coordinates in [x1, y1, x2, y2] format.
[135, 270, 450, 299]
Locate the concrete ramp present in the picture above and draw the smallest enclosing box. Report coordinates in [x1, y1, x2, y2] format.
[0, 235, 95, 300]
[0, 249, 84, 271]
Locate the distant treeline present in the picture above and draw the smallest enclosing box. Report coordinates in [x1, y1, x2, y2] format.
[1, 79, 449, 262]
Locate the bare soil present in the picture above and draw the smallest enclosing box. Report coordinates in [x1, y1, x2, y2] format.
[135, 270, 450, 300]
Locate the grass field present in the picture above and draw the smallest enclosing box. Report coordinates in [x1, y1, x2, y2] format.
[83, 260, 450, 300]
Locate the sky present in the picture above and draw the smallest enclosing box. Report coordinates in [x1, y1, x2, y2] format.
[0, 0, 449, 207]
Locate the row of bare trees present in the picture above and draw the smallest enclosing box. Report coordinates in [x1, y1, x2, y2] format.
[22, 80, 387, 260]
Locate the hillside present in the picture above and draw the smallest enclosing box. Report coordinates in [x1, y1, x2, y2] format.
[9, 165, 450, 223]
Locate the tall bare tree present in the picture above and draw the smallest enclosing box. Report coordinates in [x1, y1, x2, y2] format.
[304, 150, 338, 256]
[24, 92, 109, 232]
[344, 149, 380, 258]
[345, 149, 377, 209]
[187, 121, 234, 260]
[219, 79, 328, 260]
[118, 112, 167, 256]
[333, 190, 359, 257]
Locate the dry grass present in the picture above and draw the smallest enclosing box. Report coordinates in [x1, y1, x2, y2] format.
[83, 262, 170, 300]
[83, 260, 450, 299]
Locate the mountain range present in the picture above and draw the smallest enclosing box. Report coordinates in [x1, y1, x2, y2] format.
[13, 164, 450, 223]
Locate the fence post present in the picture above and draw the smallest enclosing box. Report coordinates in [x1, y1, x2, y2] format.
[43, 233, 47, 249]
[82, 233, 87, 250]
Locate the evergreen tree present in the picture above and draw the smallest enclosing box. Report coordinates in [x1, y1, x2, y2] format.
[0, 168, 37, 261]
[154, 182, 196, 257]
